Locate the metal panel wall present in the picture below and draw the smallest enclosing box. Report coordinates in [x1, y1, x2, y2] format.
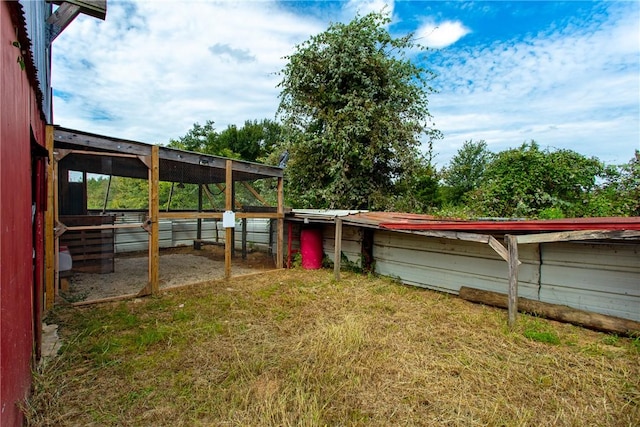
[372, 230, 541, 299]
[539, 242, 640, 322]
[113, 216, 271, 253]
[323, 224, 363, 267]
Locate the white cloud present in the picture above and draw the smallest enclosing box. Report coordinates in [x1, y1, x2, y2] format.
[415, 20, 470, 49]
[52, 1, 325, 144]
[428, 3, 639, 167]
[343, 0, 394, 19]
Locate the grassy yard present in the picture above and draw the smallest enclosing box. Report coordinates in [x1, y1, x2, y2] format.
[27, 269, 639, 426]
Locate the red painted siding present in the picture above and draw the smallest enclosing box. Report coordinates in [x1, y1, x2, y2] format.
[0, 2, 47, 425]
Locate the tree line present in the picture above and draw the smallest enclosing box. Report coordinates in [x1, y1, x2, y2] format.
[87, 11, 638, 219]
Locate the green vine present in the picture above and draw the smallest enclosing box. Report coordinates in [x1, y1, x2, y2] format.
[12, 40, 25, 71]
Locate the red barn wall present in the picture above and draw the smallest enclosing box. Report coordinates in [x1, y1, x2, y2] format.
[0, 1, 47, 425]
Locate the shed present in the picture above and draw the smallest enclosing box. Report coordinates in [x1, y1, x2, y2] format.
[285, 211, 640, 332]
[47, 127, 285, 302]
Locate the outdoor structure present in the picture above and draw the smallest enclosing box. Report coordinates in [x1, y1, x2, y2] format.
[286, 211, 640, 333]
[49, 126, 284, 302]
[0, 1, 105, 425]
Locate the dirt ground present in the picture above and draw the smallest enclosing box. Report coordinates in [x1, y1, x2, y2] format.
[62, 245, 276, 302]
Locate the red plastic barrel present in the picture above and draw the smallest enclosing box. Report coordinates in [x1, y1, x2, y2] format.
[300, 228, 323, 269]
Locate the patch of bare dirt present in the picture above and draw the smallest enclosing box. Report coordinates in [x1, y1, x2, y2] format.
[64, 246, 275, 302]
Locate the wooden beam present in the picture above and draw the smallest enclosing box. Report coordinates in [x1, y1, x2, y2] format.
[61, 223, 144, 232]
[53, 144, 60, 299]
[241, 182, 270, 207]
[138, 145, 159, 296]
[459, 287, 640, 336]
[47, 2, 81, 42]
[45, 125, 55, 310]
[516, 229, 640, 245]
[157, 211, 284, 221]
[54, 127, 151, 156]
[334, 217, 343, 280]
[50, 1, 107, 20]
[60, 149, 140, 159]
[149, 145, 160, 294]
[225, 160, 233, 279]
[276, 177, 284, 269]
[506, 235, 519, 328]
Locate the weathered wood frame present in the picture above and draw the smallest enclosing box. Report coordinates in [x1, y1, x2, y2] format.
[45, 126, 285, 306]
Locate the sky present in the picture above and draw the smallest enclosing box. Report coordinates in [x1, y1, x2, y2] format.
[52, 0, 640, 168]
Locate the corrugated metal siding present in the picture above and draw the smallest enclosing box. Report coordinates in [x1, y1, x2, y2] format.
[19, 0, 51, 123]
[373, 230, 541, 299]
[323, 225, 363, 267]
[113, 216, 271, 253]
[539, 242, 640, 322]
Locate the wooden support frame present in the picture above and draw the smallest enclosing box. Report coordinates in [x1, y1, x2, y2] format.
[137, 145, 159, 296]
[49, 126, 286, 304]
[225, 160, 233, 279]
[45, 125, 56, 310]
[506, 235, 519, 328]
[276, 177, 284, 269]
[334, 217, 343, 280]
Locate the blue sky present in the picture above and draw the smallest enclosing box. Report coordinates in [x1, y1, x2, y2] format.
[52, 0, 639, 168]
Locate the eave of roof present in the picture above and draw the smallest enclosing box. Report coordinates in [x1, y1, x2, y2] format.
[288, 211, 640, 232]
[349, 212, 640, 232]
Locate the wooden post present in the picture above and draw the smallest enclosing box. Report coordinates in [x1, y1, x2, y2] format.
[334, 217, 343, 280]
[506, 234, 519, 328]
[241, 217, 247, 259]
[195, 184, 203, 249]
[225, 160, 233, 279]
[45, 125, 55, 310]
[53, 139, 60, 299]
[276, 177, 284, 268]
[148, 145, 160, 294]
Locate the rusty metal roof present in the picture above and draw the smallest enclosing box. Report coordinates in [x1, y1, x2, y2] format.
[344, 212, 640, 232]
[288, 210, 640, 232]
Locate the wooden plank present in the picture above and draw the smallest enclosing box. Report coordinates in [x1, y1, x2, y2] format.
[506, 235, 519, 328]
[64, 149, 140, 159]
[45, 125, 56, 310]
[159, 212, 224, 220]
[54, 127, 151, 156]
[59, 223, 138, 232]
[392, 228, 490, 244]
[516, 229, 640, 245]
[276, 177, 284, 269]
[334, 217, 343, 280]
[459, 286, 640, 336]
[225, 160, 233, 279]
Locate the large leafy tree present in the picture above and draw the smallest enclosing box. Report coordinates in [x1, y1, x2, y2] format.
[441, 140, 492, 204]
[468, 141, 604, 218]
[277, 11, 440, 209]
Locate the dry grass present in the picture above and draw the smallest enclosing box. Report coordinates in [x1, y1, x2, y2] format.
[27, 269, 639, 426]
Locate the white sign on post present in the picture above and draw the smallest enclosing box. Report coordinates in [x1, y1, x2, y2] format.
[223, 210, 236, 228]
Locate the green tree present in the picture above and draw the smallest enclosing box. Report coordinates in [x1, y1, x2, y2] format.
[277, 11, 440, 209]
[441, 140, 492, 204]
[585, 151, 640, 216]
[168, 120, 239, 158]
[468, 141, 604, 218]
[394, 157, 441, 213]
[218, 119, 283, 162]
